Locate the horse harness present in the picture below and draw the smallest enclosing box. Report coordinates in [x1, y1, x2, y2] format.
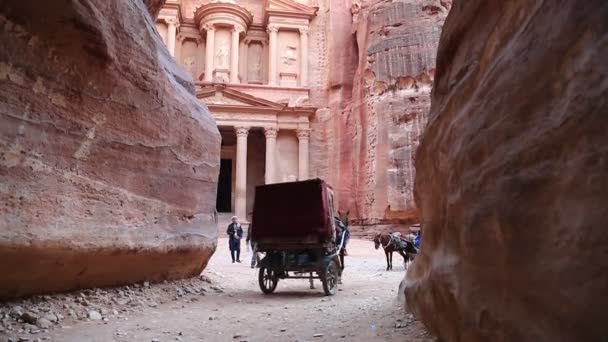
[380, 235, 393, 249]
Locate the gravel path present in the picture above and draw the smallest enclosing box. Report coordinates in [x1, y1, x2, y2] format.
[1, 239, 433, 342]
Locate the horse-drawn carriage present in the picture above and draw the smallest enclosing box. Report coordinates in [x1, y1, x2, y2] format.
[251, 179, 345, 296]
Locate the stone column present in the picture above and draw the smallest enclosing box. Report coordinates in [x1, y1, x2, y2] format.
[267, 25, 279, 86]
[235, 126, 249, 220]
[241, 39, 249, 84]
[264, 127, 278, 184]
[299, 27, 309, 87]
[175, 35, 184, 63]
[297, 129, 310, 180]
[203, 24, 215, 82]
[196, 37, 205, 81]
[166, 18, 178, 57]
[230, 27, 241, 84]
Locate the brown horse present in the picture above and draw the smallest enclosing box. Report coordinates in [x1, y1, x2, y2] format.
[373, 233, 417, 271]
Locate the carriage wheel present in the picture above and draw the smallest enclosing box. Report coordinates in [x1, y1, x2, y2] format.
[258, 266, 278, 294]
[321, 260, 339, 296]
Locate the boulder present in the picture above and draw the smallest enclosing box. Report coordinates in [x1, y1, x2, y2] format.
[0, 0, 220, 299]
[405, 1, 608, 341]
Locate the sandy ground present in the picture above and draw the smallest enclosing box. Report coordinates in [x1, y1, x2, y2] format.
[8, 239, 432, 342]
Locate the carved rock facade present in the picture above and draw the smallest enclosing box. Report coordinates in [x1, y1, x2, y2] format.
[155, 1, 449, 233]
[0, 0, 220, 299]
[156, 1, 317, 221]
[405, 1, 608, 340]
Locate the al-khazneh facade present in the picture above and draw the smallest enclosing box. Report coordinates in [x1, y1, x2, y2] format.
[156, 0, 318, 220]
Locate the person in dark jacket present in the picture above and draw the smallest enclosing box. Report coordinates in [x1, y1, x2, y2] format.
[226, 216, 243, 263]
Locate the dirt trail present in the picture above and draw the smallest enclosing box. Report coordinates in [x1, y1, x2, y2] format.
[3, 239, 432, 342]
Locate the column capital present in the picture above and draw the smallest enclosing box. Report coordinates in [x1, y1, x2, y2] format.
[235, 126, 250, 137]
[245, 38, 268, 46]
[264, 127, 279, 138]
[202, 23, 215, 32]
[232, 26, 245, 34]
[267, 25, 280, 34]
[166, 17, 178, 26]
[297, 129, 311, 139]
[299, 27, 309, 35]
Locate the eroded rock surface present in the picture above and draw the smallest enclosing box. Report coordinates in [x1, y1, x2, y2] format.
[0, 0, 220, 299]
[348, 0, 448, 228]
[406, 1, 608, 341]
[310, 0, 449, 233]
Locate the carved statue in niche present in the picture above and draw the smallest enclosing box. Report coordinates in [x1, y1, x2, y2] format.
[281, 45, 297, 66]
[251, 62, 262, 81]
[247, 43, 263, 82]
[182, 56, 196, 78]
[250, 52, 262, 81]
[216, 44, 229, 68]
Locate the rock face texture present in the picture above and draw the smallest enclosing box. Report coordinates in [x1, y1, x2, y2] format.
[349, 0, 449, 228]
[405, 1, 608, 341]
[0, 0, 220, 299]
[310, 0, 449, 232]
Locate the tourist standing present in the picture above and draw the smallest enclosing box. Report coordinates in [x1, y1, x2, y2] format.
[226, 216, 243, 263]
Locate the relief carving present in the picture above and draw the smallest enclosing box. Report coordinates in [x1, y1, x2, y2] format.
[203, 95, 243, 105]
[247, 43, 263, 82]
[235, 126, 250, 137]
[264, 127, 279, 139]
[281, 45, 297, 66]
[182, 56, 196, 77]
[267, 25, 279, 34]
[216, 44, 229, 69]
[297, 129, 311, 139]
[251, 62, 262, 81]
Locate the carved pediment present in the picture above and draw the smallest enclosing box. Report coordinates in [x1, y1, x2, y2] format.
[202, 95, 248, 105]
[197, 85, 285, 109]
[265, 0, 318, 22]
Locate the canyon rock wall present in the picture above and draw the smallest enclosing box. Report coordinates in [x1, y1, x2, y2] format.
[0, 0, 220, 299]
[308, 0, 357, 217]
[405, 1, 608, 341]
[350, 0, 449, 228]
[310, 0, 448, 233]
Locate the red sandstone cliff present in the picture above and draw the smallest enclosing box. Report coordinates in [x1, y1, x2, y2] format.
[311, 0, 449, 232]
[406, 1, 608, 340]
[0, 0, 220, 299]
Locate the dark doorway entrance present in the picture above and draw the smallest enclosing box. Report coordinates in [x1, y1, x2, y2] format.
[216, 159, 232, 212]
